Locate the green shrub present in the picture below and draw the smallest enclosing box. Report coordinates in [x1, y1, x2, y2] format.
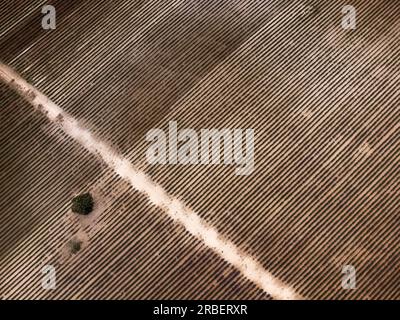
[68, 239, 82, 254]
[71, 193, 94, 215]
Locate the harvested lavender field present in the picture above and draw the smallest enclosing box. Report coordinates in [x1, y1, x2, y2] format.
[0, 0, 399, 300]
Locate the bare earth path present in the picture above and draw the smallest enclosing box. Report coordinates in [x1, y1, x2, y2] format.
[0, 63, 300, 300]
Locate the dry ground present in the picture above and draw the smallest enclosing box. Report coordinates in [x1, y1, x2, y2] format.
[0, 0, 399, 299]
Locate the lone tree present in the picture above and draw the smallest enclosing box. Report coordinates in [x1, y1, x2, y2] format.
[68, 239, 82, 255]
[71, 192, 94, 215]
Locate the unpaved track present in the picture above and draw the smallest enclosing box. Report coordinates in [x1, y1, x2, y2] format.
[0, 80, 272, 300]
[0, 63, 300, 300]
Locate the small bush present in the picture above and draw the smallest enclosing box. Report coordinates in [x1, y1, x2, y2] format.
[71, 193, 94, 215]
[68, 239, 82, 255]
